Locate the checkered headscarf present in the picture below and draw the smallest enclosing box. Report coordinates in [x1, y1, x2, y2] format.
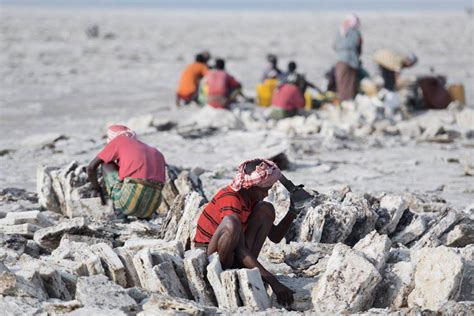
[107, 124, 137, 143]
[230, 159, 281, 192]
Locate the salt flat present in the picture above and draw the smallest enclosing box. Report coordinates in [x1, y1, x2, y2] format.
[0, 7, 473, 208]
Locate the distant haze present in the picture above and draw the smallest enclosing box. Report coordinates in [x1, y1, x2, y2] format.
[2, 0, 473, 11]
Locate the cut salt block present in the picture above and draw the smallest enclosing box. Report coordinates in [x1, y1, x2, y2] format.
[90, 242, 127, 287]
[184, 249, 217, 306]
[237, 268, 270, 311]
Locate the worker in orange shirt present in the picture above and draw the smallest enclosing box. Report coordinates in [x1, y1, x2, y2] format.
[176, 51, 211, 107]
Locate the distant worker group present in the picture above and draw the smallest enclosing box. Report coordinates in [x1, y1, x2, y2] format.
[176, 52, 252, 109]
[175, 14, 463, 118]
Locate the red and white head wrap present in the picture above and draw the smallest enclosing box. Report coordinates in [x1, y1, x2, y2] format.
[106, 124, 137, 143]
[230, 159, 282, 192]
[340, 14, 360, 36]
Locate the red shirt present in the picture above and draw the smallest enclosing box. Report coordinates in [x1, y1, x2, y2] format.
[206, 70, 241, 109]
[272, 83, 305, 111]
[195, 185, 256, 243]
[97, 135, 166, 182]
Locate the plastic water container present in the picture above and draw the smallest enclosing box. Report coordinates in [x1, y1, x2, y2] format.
[304, 91, 312, 110]
[256, 79, 278, 107]
[448, 84, 466, 105]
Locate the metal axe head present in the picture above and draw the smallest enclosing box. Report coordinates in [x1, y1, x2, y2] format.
[290, 186, 315, 210]
[279, 174, 315, 211]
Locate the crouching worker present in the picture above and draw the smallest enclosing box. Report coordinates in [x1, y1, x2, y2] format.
[87, 125, 166, 219]
[176, 52, 210, 107]
[270, 80, 305, 120]
[194, 159, 297, 305]
[206, 58, 252, 109]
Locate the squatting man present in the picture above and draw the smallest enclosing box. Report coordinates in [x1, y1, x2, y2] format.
[194, 159, 309, 305]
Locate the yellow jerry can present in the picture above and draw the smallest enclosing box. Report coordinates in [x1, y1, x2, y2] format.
[256, 79, 278, 107]
[304, 91, 312, 110]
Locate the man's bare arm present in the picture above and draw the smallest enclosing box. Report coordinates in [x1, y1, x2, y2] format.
[305, 80, 323, 93]
[87, 157, 103, 194]
[235, 234, 294, 305]
[268, 211, 297, 243]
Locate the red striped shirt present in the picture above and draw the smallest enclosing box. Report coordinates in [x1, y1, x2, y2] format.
[194, 185, 255, 243]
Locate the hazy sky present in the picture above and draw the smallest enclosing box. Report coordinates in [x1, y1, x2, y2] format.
[2, 0, 473, 11]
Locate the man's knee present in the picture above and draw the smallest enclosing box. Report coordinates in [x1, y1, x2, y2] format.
[254, 201, 276, 222]
[221, 214, 242, 237]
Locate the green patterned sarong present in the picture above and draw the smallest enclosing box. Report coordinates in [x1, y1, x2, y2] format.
[269, 108, 296, 120]
[104, 171, 163, 219]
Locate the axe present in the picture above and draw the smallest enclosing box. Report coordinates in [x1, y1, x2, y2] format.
[279, 174, 315, 211]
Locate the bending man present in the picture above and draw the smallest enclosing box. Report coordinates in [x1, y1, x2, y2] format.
[206, 58, 252, 109]
[87, 124, 166, 219]
[194, 159, 297, 305]
[374, 49, 417, 91]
